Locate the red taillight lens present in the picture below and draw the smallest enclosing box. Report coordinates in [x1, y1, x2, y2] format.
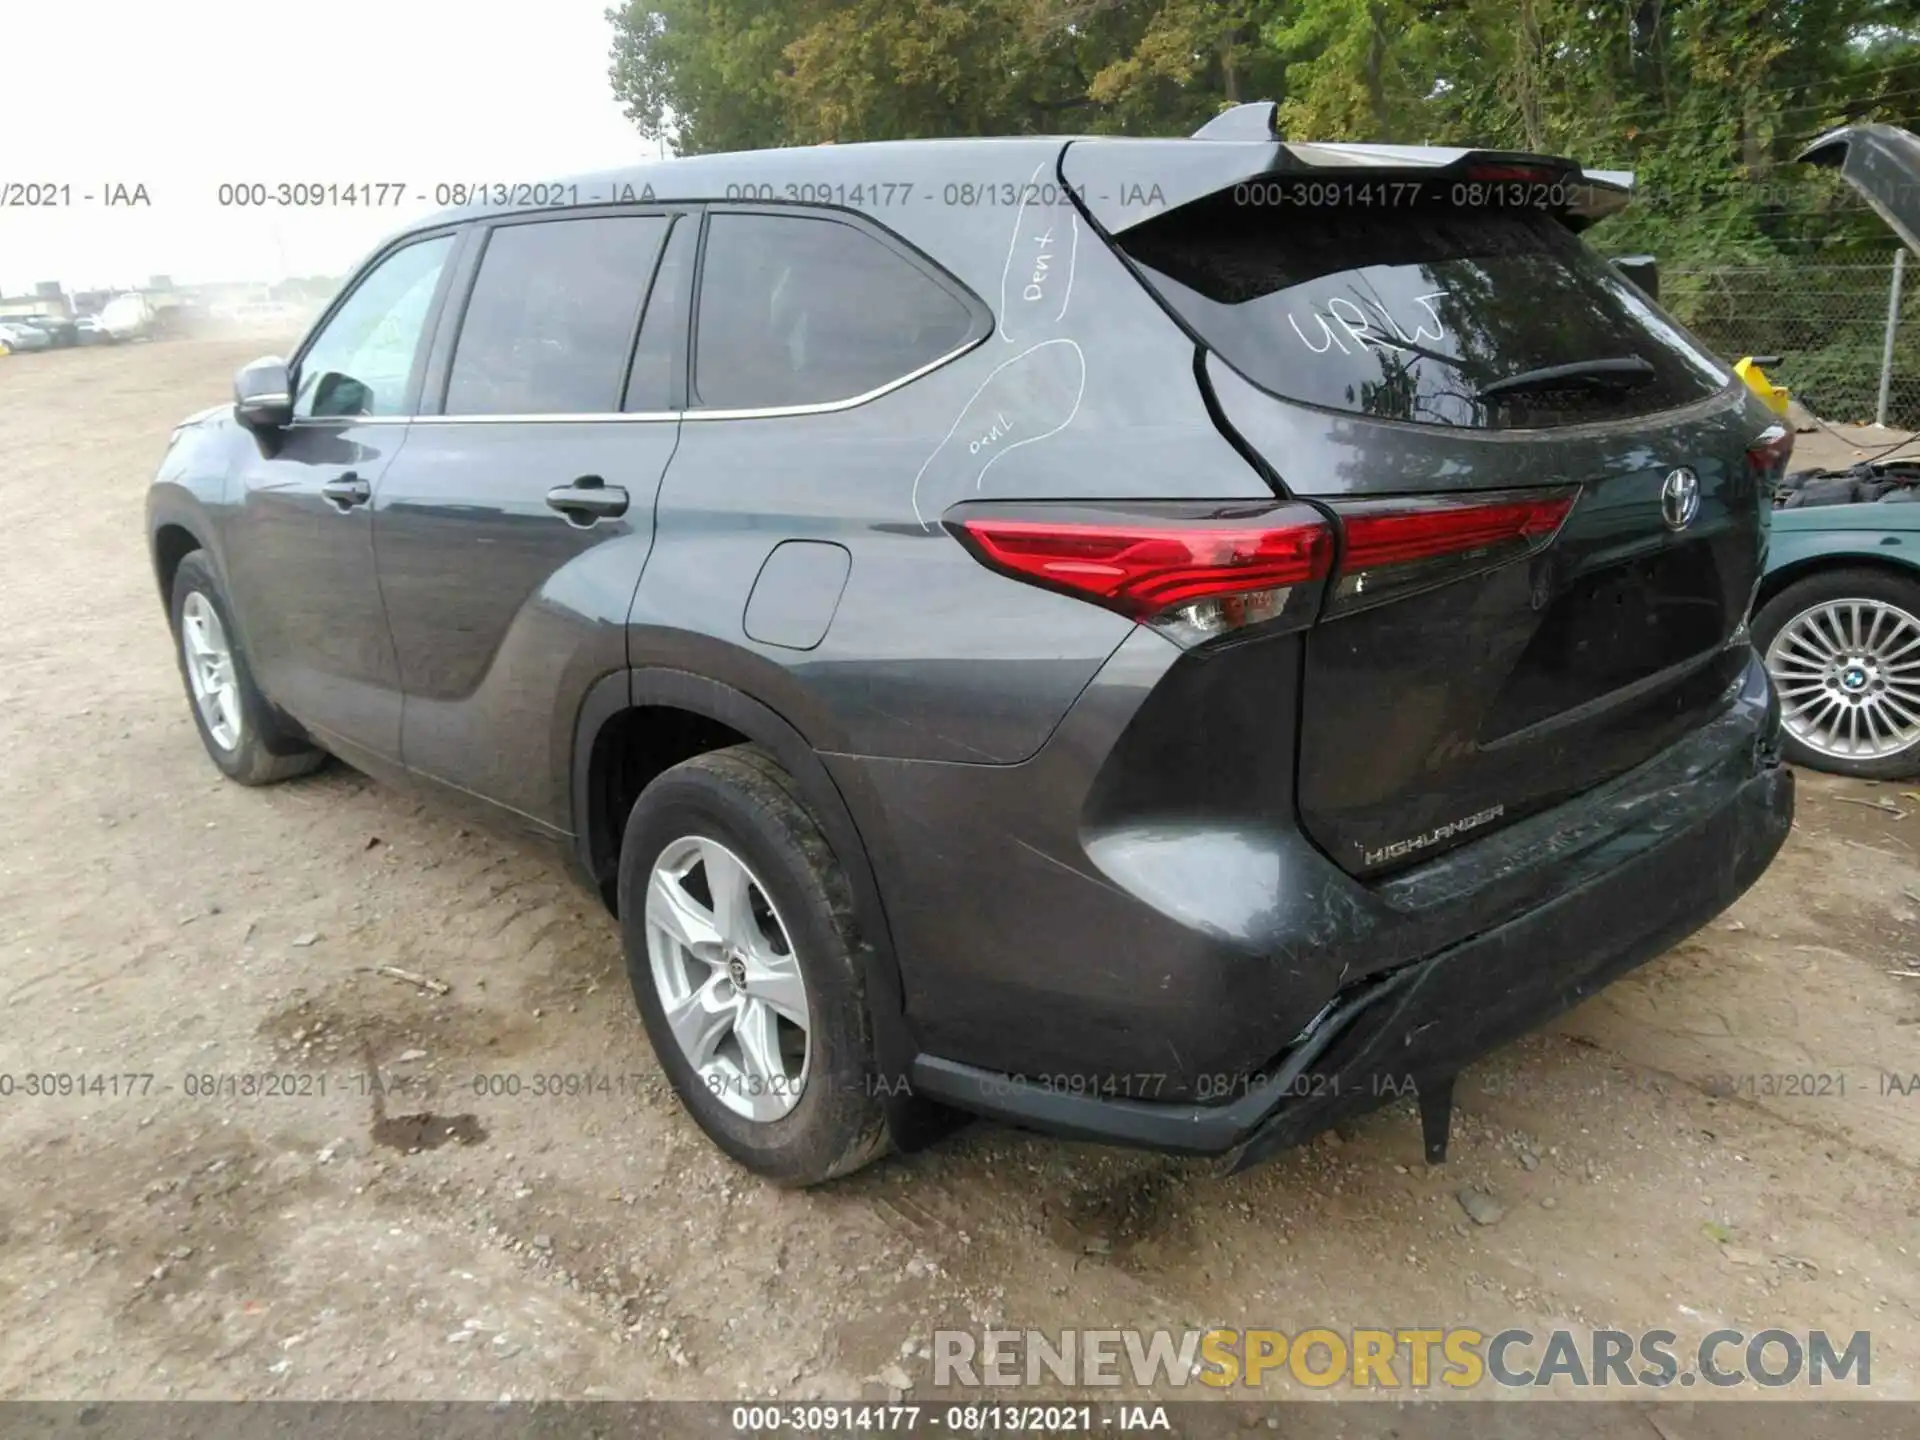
[960, 518, 1332, 612]
[953, 505, 1333, 645]
[1328, 488, 1577, 616]
[1342, 494, 1575, 569]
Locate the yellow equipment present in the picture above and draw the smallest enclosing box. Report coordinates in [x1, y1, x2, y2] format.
[1734, 355, 1792, 417]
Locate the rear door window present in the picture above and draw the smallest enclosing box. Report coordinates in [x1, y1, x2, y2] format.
[692, 212, 977, 411]
[624, 216, 694, 412]
[1118, 188, 1730, 428]
[445, 214, 670, 415]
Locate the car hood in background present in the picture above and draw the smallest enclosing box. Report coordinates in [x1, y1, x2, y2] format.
[1797, 122, 1920, 254]
[1771, 500, 1920, 534]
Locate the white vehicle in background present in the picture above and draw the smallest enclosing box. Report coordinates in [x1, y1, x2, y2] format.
[98, 293, 157, 341]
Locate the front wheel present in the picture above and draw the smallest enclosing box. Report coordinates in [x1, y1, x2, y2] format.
[169, 550, 326, 785]
[1754, 566, 1920, 779]
[616, 744, 890, 1185]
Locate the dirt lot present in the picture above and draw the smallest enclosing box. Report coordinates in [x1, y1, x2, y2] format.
[1, 338, 1917, 1409]
[1789, 417, 1919, 472]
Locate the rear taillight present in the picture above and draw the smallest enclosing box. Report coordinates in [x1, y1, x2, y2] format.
[952, 491, 1575, 637]
[1749, 424, 1795, 499]
[951, 503, 1333, 647]
[1326, 488, 1577, 616]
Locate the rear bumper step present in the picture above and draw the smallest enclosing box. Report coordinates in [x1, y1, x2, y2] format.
[908, 743, 1793, 1167]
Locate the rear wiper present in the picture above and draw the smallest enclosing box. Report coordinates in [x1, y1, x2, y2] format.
[1475, 356, 1656, 402]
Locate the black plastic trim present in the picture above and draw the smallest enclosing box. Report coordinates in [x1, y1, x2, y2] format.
[910, 971, 1405, 1155]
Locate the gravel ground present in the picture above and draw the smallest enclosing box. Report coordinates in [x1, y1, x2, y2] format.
[1, 338, 1917, 1408]
[1788, 417, 1918, 471]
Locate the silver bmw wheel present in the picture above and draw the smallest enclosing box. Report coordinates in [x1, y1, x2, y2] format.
[644, 835, 810, 1121]
[180, 591, 243, 752]
[1765, 596, 1920, 761]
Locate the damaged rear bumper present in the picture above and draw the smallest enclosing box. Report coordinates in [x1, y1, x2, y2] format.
[909, 660, 1794, 1168]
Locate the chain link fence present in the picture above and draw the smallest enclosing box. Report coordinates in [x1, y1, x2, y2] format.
[1663, 253, 1920, 429]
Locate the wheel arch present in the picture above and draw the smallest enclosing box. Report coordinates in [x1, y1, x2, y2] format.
[572, 667, 926, 1116]
[152, 523, 203, 611]
[147, 493, 217, 617]
[1757, 539, 1920, 615]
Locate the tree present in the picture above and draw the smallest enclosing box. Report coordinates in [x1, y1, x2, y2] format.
[607, 0, 797, 154]
[608, 0, 1918, 268]
[607, 0, 1293, 153]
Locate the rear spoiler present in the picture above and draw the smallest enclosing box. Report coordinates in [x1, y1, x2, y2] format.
[1797, 122, 1920, 255]
[1165, 100, 1635, 228]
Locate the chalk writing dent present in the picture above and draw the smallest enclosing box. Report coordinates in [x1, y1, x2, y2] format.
[1023, 230, 1057, 306]
[909, 339, 1086, 525]
[970, 413, 1015, 457]
[915, 167, 1085, 525]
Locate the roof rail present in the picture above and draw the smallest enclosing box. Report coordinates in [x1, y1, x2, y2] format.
[1192, 101, 1280, 141]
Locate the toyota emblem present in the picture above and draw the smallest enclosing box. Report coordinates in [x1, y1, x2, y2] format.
[1660, 467, 1700, 531]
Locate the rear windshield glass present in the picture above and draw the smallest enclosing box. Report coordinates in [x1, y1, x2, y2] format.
[1117, 186, 1729, 428]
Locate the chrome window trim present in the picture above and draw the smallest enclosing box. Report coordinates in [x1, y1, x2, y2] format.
[404, 332, 981, 424]
[409, 410, 679, 425]
[682, 334, 981, 419]
[287, 415, 410, 428]
[285, 413, 673, 427]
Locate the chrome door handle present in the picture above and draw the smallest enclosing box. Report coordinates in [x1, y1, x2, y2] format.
[545, 475, 628, 523]
[320, 472, 371, 509]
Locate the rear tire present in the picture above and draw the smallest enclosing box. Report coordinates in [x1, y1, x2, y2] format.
[169, 550, 326, 786]
[1753, 566, 1920, 780]
[616, 744, 890, 1186]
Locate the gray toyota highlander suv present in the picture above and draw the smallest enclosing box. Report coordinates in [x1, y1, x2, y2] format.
[147, 104, 1795, 1185]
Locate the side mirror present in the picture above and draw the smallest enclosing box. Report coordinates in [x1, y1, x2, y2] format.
[234, 356, 293, 431]
[1614, 255, 1659, 303]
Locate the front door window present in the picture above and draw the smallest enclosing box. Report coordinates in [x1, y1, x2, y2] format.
[294, 235, 454, 418]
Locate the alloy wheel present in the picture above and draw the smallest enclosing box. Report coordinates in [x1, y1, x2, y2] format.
[643, 835, 811, 1121]
[180, 592, 243, 752]
[1765, 596, 1920, 761]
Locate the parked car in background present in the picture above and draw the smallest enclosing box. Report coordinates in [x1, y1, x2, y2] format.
[147, 111, 1794, 1185]
[0, 320, 52, 353]
[74, 315, 113, 345]
[1754, 463, 1920, 777]
[98, 293, 156, 341]
[1742, 123, 1920, 780]
[151, 301, 215, 340]
[18, 314, 79, 348]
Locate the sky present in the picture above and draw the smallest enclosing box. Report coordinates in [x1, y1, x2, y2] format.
[0, 1, 661, 295]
